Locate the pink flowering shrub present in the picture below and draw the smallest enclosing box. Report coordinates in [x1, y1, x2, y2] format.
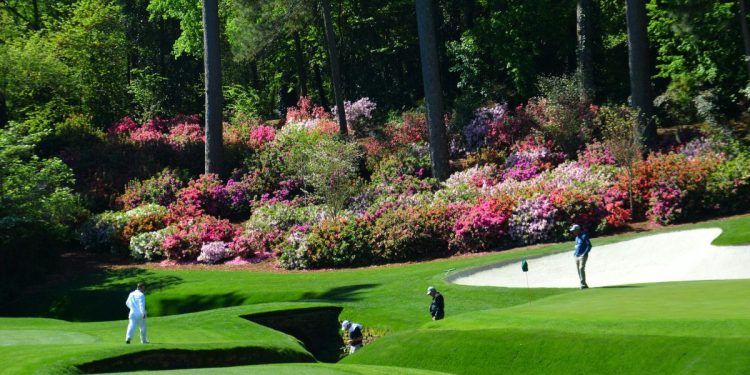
[248, 125, 276, 148]
[286, 96, 331, 123]
[168, 123, 204, 149]
[452, 195, 515, 252]
[647, 182, 684, 225]
[197, 241, 234, 264]
[577, 142, 617, 167]
[503, 138, 565, 182]
[509, 196, 558, 244]
[167, 174, 228, 221]
[162, 216, 238, 260]
[464, 103, 534, 152]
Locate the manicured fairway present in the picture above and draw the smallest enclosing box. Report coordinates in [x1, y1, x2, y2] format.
[0, 214, 748, 374]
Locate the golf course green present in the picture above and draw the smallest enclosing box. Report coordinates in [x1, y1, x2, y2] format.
[1, 214, 748, 374]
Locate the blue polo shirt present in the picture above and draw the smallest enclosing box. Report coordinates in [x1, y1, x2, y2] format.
[574, 232, 592, 257]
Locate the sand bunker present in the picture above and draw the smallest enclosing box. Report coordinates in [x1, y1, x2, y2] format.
[452, 228, 750, 288]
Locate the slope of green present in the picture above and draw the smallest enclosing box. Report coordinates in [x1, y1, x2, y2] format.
[344, 280, 750, 374]
[105, 363, 453, 375]
[0, 214, 748, 374]
[0, 303, 321, 375]
[711, 214, 750, 245]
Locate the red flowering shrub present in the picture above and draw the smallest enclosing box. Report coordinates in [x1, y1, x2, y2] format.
[452, 195, 515, 252]
[285, 96, 331, 123]
[385, 112, 429, 146]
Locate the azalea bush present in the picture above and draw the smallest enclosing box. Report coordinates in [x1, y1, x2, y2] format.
[129, 227, 170, 261]
[118, 168, 187, 210]
[332, 97, 378, 137]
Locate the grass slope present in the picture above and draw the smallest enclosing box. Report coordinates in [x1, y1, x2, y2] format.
[1, 214, 748, 374]
[0, 303, 322, 374]
[105, 363, 453, 375]
[344, 280, 750, 374]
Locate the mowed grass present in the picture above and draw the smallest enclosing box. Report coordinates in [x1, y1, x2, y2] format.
[0, 214, 748, 374]
[344, 280, 750, 374]
[0, 303, 320, 375]
[105, 363, 453, 375]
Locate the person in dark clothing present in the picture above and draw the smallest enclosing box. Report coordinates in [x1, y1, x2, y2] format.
[427, 286, 444, 320]
[570, 224, 592, 289]
[341, 320, 364, 354]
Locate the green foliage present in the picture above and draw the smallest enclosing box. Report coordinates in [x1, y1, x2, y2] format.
[281, 130, 364, 212]
[129, 67, 169, 121]
[0, 122, 83, 301]
[648, 0, 745, 123]
[0, 122, 83, 238]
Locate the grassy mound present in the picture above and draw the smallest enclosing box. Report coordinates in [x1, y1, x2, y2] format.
[0, 214, 748, 374]
[0, 303, 322, 374]
[344, 280, 750, 374]
[103, 363, 453, 374]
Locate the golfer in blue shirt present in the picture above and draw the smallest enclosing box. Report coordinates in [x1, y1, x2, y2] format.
[570, 224, 591, 289]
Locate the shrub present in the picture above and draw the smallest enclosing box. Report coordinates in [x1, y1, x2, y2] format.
[526, 75, 598, 157]
[162, 216, 238, 261]
[368, 205, 453, 262]
[464, 103, 533, 152]
[509, 196, 558, 245]
[452, 195, 516, 252]
[332, 97, 377, 137]
[705, 149, 750, 213]
[305, 217, 372, 268]
[129, 227, 170, 261]
[118, 168, 187, 210]
[385, 111, 429, 146]
[79, 211, 129, 254]
[372, 143, 431, 181]
[197, 241, 234, 264]
[121, 204, 168, 241]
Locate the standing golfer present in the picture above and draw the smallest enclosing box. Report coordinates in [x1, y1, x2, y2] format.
[427, 286, 444, 320]
[125, 282, 149, 344]
[341, 320, 364, 354]
[570, 224, 591, 289]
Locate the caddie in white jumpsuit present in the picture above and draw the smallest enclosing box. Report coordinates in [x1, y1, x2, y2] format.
[125, 283, 149, 344]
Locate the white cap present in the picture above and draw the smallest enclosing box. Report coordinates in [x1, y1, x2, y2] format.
[426, 286, 436, 295]
[569, 224, 581, 232]
[341, 320, 350, 331]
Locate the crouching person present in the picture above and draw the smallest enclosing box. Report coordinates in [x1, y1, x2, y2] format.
[341, 320, 363, 354]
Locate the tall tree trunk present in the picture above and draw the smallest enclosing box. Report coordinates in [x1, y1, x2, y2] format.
[32, 0, 40, 30]
[577, 0, 595, 102]
[416, 0, 450, 181]
[293, 32, 308, 98]
[739, 0, 750, 82]
[626, 0, 656, 147]
[313, 64, 329, 109]
[320, 0, 347, 136]
[202, 0, 223, 175]
[0, 92, 7, 129]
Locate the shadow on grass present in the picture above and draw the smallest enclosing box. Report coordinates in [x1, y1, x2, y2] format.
[1, 268, 183, 322]
[157, 292, 248, 316]
[598, 285, 642, 289]
[297, 284, 379, 303]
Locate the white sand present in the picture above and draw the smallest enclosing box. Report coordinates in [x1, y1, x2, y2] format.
[452, 228, 750, 288]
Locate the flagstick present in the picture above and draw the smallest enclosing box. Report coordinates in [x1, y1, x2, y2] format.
[525, 272, 530, 304]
